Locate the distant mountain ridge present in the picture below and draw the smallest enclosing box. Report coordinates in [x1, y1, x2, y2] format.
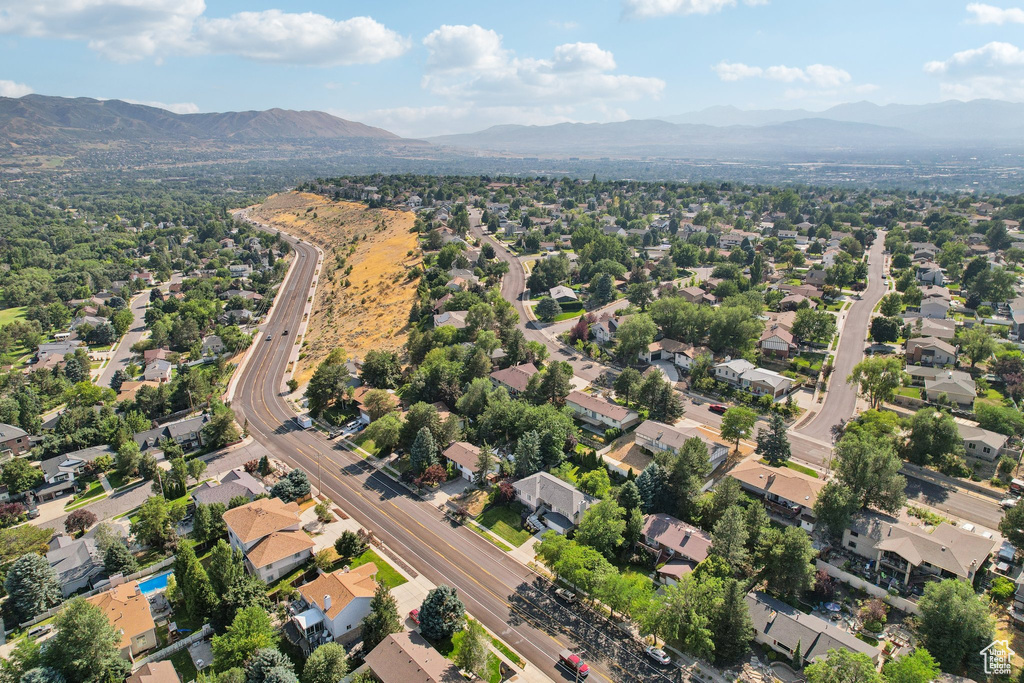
[0, 94, 402, 143]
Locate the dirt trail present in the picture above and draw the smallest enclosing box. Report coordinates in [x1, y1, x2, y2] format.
[251, 192, 419, 385]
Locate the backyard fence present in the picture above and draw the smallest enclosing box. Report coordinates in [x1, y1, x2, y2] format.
[815, 560, 920, 615]
[131, 624, 212, 672]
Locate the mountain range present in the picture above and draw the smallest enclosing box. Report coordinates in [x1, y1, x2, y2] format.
[0, 94, 401, 144]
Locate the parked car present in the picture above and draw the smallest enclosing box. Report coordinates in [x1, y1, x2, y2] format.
[708, 404, 728, 415]
[408, 609, 420, 625]
[558, 650, 589, 678]
[1012, 479, 1024, 496]
[554, 587, 577, 604]
[1001, 497, 1019, 510]
[644, 646, 671, 665]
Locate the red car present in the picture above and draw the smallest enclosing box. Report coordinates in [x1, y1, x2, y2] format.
[709, 404, 728, 415]
[408, 609, 420, 625]
[558, 650, 590, 678]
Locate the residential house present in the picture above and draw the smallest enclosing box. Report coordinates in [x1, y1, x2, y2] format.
[728, 460, 824, 531]
[290, 564, 379, 651]
[489, 363, 539, 397]
[87, 581, 157, 660]
[959, 424, 1009, 462]
[779, 294, 816, 311]
[127, 662, 181, 683]
[36, 341, 82, 362]
[364, 630, 467, 683]
[201, 335, 226, 355]
[589, 316, 620, 343]
[918, 287, 951, 319]
[679, 286, 709, 305]
[747, 591, 881, 665]
[714, 358, 755, 385]
[565, 390, 640, 431]
[143, 358, 173, 383]
[922, 369, 977, 408]
[223, 497, 314, 583]
[759, 324, 798, 359]
[46, 536, 104, 597]
[635, 420, 730, 470]
[142, 348, 170, 365]
[641, 513, 712, 584]
[905, 337, 957, 366]
[116, 380, 161, 402]
[191, 469, 266, 507]
[903, 317, 956, 340]
[719, 229, 757, 249]
[740, 368, 794, 399]
[916, 262, 945, 286]
[548, 285, 578, 303]
[821, 248, 842, 268]
[40, 445, 114, 485]
[442, 442, 490, 482]
[804, 269, 828, 288]
[0, 423, 31, 456]
[432, 311, 468, 330]
[228, 263, 252, 278]
[514, 472, 597, 533]
[842, 511, 998, 585]
[134, 414, 208, 452]
[640, 338, 690, 365]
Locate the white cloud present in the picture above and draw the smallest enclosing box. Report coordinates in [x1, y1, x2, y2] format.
[120, 99, 199, 114]
[622, 0, 766, 19]
[925, 41, 1024, 100]
[713, 61, 852, 88]
[0, 79, 32, 97]
[966, 3, 1024, 25]
[421, 26, 663, 107]
[548, 20, 580, 30]
[0, 1, 408, 65]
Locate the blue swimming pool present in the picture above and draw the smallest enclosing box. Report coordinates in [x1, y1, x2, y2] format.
[138, 571, 173, 595]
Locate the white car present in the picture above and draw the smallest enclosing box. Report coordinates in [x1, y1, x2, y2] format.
[1001, 497, 1019, 510]
[645, 646, 671, 665]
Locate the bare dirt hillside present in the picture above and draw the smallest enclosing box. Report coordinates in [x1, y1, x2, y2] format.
[251, 192, 419, 385]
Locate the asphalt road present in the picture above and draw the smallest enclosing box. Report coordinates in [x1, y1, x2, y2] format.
[230, 226, 665, 682]
[794, 232, 888, 442]
[96, 290, 149, 389]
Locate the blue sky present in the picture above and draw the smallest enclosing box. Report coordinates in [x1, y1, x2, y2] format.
[3, 1, 1024, 136]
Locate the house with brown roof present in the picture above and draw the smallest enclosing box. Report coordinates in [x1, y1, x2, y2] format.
[223, 497, 314, 583]
[86, 581, 156, 660]
[442, 442, 491, 482]
[759, 324, 797, 359]
[489, 363, 539, 396]
[566, 390, 640, 431]
[642, 513, 712, 584]
[364, 630, 469, 682]
[728, 460, 824, 531]
[905, 337, 957, 367]
[128, 662, 181, 683]
[289, 564, 379, 652]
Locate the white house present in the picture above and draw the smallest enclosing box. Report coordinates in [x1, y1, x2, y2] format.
[291, 564, 379, 652]
[635, 420, 730, 470]
[714, 358, 755, 385]
[565, 390, 640, 431]
[959, 424, 1009, 462]
[143, 358, 173, 383]
[223, 497, 314, 583]
[905, 337, 957, 366]
[514, 472, 597, 533]
[442, 441, 491, 482]
[740, 367, 794, 399]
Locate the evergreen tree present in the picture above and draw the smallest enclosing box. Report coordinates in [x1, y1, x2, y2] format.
[755, 413, 791, 466]
[617, 480, 641, 511]
[103, 542, 139, 576]
[712, 579, 753, 665]
[41, 598, 131, 683]
[474, 444, 495, 487]
[244, 648, 296, 683]
[173, 540, 217, 624]
[513, 430, 542, 478]
[4, 553, 62, 622]
[636, 462, 672, 514]
[410, 427, 438, 475]
[361, 583, 402, 653]
[302, 642, 348, 683]
[419, 585, 466, 642]
[710, 505, 749, 569]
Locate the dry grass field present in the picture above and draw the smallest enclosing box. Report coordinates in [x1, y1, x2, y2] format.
[251, 192, 419, 385]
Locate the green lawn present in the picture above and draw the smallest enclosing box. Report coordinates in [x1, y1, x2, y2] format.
[469, 523, 513, 552]
[64, 480, 108, 510]
[476, 504, 532, 547]
[896, 386, 922, 399]
[791, 353, 826, 374]
[354, 434, 380, 457]
[0, 306, 27, 325]
[759, 459, 819, 478]
[445, 629, 503, 683]
[168, 646, 198, 682]
[105, 471, 132, 490]
[349, 548, 407, 589]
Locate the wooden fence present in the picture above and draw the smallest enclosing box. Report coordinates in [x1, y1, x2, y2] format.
[131, 624, 212, 672]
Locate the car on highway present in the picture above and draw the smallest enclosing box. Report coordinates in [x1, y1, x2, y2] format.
[266, 335, 272, 341]
[708, 404, 728, 415]
[554, 587, 578, 604]
[644, 646, 671, 665]
[558, 650, 589, 678]
[283, 329, 289, 335]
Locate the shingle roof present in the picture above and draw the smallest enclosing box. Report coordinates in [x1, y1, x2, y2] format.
[746, 591, 879, 663]
[128, 661, 181, 683]
[0, 422, 28, 442]
[635, 420, 728, 457]
[514, 472, 597, 519]
[490, 363, 539, 393]
[566, 390, 635, 422]
[46, 537, 101, 586]
[958, 424, 1008, 450]
[87, 581, 154, 650]
[443, 442, 481, 471]
[297, 564, 378, 619]
[245, 530, 314, 568]
[728, 460, 824, 507]
[365, 630, 466, 683]
[223, 497, 302, 544]
[642, 513, 712, 563]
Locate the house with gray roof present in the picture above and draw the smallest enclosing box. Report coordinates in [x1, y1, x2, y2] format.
[548, 285, 578, 303]
[922, 369, 976, 408]
[41, 445, 114, 485]
[635, 420, 730, 470]
[513, 472, 597, 533]
[46, 536, 104, 597]
[143, 358, 173, 383]
[0, 422, 31, 456]
[134, 414, 208, 452]
[191, 469, 266, 507]
[36, 341, 82, 361]
[905, 337, 957, 366]
[566, 390, 640, 431]
[747, 591, 881, 665]
[959, 423, 1009, 462]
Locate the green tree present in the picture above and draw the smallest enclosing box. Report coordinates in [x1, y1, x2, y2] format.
[712, 579, 753, 665]
[805, 649, 882, 683]
[903, 408, 963, 466]
[575, 499, 626, 559]
[454, 620, 490, 676]
[334, 530, 367, 560]
[535, 297, 562, 323]
[812, 481, 856, 538]
[669, 436, 712, 520]
[846, 356, 905, 410]
[41, 598, 131, 683]
[720, 407, 757, 451]
[755, 412, 790, 466]
[627, 281, 655, 311]
[513, 429, 542, 478]
[212, 606, 278, 670]
[103, 541, 139, 576]
[304, 354, 351, 416]
[302, 642, 348, 683]
[419, 585, 466, 642]
[244, 647, 296, 683]
[363, 412, 402, 454]
[615, 314, 657, 362]
[618, 480, 641, 511]
[833, 431, 906, 513]
[959, 326, 998, 368]
[131, 495, 183, 550]
[410, 426, 438, 475]
[759, 526, 815, 599]
[636, 462, 672, 514]
[202, 401, 241, 450]
[361, 583, 401, 653]
[869, 316, 901, 343]
[173, 540, 217, 624]
[578, 467, 611, 498]
[215, 573, 271, 634]
[207, 540, 245, 596]
[192, 502, 227, 544]
[710, 505, 748, 569]
[613, 368, 642, 406]
[360, 350, 402, 389]
[882, 649, 941, 683]
[115, 440, 140, 478]
[1, 457, 42, 494]
[624, 506, 645, 548]
[1000, 499, 1024, 549]
[270, 469, 311, 502]
[879, 293, 903, 317]
[4, 553, 62, 622]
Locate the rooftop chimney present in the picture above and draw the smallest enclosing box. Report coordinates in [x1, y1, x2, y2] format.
[766, 473, 776, 486]
[324, 594, 332, 611]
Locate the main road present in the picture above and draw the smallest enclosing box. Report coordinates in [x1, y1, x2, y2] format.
[232, 227, 679, 683]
